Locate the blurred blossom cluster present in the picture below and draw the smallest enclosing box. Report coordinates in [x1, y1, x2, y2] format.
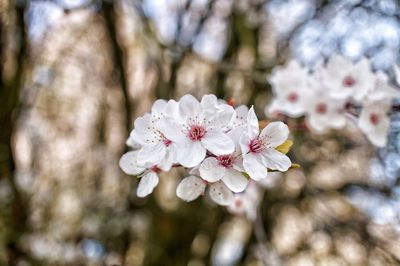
[120, 94, 293, 206]
[267, 56, 400, 147]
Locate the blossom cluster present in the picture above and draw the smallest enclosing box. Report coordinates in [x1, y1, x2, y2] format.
[267, 55, 400, 147]
[119, 95, 292, 206]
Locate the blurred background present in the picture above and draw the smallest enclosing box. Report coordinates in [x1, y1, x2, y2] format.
[1, 0, 400, 265]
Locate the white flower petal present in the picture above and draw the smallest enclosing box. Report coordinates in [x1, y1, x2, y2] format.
[209, 104, 235, 128]
[199, 157, 226, 182]
[366, 124, 389, 147]
[259, 121, 289, 148]
[179, 94, 201, 118]
[165, 99, 179, 118]
[201, 94, 219, 110]
[246, 106, 259, 139]
[368, 72, 400, 101]
[176, 176, 206, 202]
[222, 169, 248, 193]
[166, 143, 179, 164]
[201, 131, 234, 156]
[208, 181, 234, 206]
[119, 151, 146, 175]
[157, 159, 173, 172]
[328, 113, 347, 129]
[242, 153, 267, 181]
[130, 114, 153, 145]
[151, 99, 167, 115]
[260, 149, 291, 171]
[137, 142, 166, 165]
[126, 135, 141, 149]
[358, 101, 391, 147]
[305, 115, 326, 133]
[159, 118, 186, 143]
[239, 134, 251, 154]
[327, 54, 352, 74]
[235, 105, 249, 119]
[137, 171, 159, 197]
[189, 166, 201, 176]
[228, 127, 245, 153]
[177, 141, 207, 168]
[232, 156, 245, 172]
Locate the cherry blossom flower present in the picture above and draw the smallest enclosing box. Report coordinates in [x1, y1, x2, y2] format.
[267, 60, 312, 117]
[240, 107, 291, 181]
[305, 99, 347, 133]
[199, 130, 248, 193]
[323, 55, 375, 101]
[227, 181, 262, 221]
[161, 94, 235, 168]
[119, 151, 172, 197]
[357, 72, 399, 147]
[130, 99, 179, 165]
[358, 100, 391, 147]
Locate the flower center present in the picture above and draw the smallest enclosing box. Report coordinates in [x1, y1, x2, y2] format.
[369, 113, 380, 125]
[188, 125, 206, 141]
[343, 75, 355, 87]
[249, 139, 264, 153]
[150, 166, 161, 173]
[287, 92, 299, 103]
[217, 155, 234, 168]
[235, 199, 242, 208]
[163, 139, 172, 146]
[315, 103, 327, 114]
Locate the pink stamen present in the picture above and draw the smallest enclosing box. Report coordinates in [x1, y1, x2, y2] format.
[343, 75, 356, 87]
[249, 139, 264, 153]
[163, 139, 172, 146]
[150, 166, 161, 173]
[315, 103, 327, 114]
[217, 155, 234, 168]
[188, 125, 206, 141]
[235, 199, 242, 208]
[369, 113, 380, 125]
[287, 92, 299, 103]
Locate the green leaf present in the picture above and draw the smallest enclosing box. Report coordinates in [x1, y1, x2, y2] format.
[290, 163, 300, 169]
[275, 140, 293, 154]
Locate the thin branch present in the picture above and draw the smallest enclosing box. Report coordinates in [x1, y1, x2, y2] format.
[102, 1, 132, 135]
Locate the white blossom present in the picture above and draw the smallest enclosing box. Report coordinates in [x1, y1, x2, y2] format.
[305, 73, 347, 133]
[161, 94, 235, 168]
[227, 181, 262, 221]
[358, 71, 399, 147]
[358, 100, 391, 147]
[240, 107, 291, 181]
[130, 99, 179, 165]
[267, 60, 311, 117]
[199, 129, 248, 193]
[323, 55, 375, 101]
[119, 151, 172, 197]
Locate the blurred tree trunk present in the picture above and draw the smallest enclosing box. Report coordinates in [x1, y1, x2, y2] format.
[9, 3, 132, 264]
